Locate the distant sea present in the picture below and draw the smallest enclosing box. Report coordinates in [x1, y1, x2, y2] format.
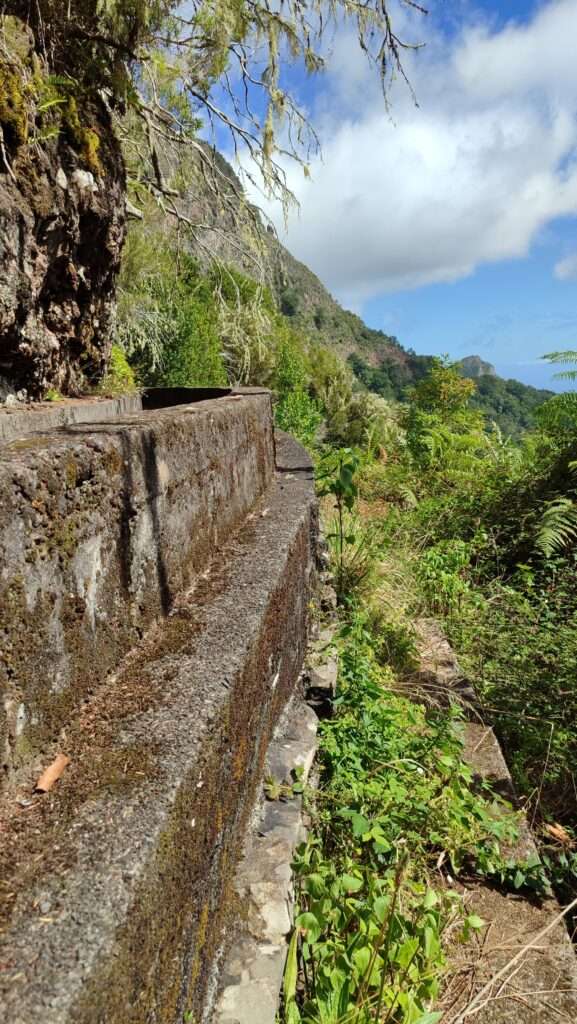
[493, 362, 573, 393]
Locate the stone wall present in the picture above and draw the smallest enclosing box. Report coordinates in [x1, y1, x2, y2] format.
[0, 391, 274, 784]
[0, 393, 317, 1024]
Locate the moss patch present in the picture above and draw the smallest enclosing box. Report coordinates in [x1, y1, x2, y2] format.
[63, 95, 103, 175]
[0, 63, 29, 146]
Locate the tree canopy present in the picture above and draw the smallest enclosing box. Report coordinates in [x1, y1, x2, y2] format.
[3, 0, 426, 210]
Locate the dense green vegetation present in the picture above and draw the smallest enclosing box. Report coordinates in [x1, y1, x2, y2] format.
[222, 349, 576, 1021]
[468, 374, 553, 436]
[347, 351, 552, 437]
[275, 377, 577, 1021]
[115, 229, 577, 865]
[349, 358, 577, 888]
[284, 617, 530, 1023]
[114, 218, 391, 450]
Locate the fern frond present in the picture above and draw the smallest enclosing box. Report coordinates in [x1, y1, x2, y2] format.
[552, 369, 577, 381]
[398, 483, 418, 509]
[537, 392, 577, 432]
[534, 497, 577, 558]
[542, 350, 577, 381]
[542, 350, 577, 364]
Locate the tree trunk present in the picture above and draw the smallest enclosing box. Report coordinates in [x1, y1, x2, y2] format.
[0, 13, 126, 398]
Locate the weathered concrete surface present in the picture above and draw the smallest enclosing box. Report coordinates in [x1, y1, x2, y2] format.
[412, 621, 577, 1023]
[0, 393, 143, 443]
[216, 698, 318, 1024]
[0, 391, 275, 785]
[0, 431, 317, 1024]
[411, 618, 478, 707]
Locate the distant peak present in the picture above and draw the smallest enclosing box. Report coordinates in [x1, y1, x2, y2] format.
[458, 355, 497, 379]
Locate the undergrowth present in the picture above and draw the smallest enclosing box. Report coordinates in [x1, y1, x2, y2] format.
[282, 612, 550, 1023]
[353, 358, 577, 912]
[281, 434, 555, 1023]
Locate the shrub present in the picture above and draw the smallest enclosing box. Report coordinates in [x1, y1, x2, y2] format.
[158, 278, 227, 388]
[280, 286, 301, 317]
[366, 610, 419, 672]
[275, 389, 321, 450]
[98, 344, 137, 395]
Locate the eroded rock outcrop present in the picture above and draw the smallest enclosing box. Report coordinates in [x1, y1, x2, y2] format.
[0, 12, 125, 397]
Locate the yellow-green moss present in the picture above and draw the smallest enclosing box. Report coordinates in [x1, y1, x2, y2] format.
[1, 15, 33, 61]
[188, 902, 210, 991]
[98, 345, 137, 396]
[50, 515, 79, 557]
[0, 64, 29, 145]
[87, 745, 156, 794]
[63, 95, 103, 175]
[0, 17, 36, 146]
[65, 458, 78, 489]
[45, 387, 63, 402]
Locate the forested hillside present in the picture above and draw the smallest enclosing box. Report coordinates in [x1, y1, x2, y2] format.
[115, 142, 552, 437]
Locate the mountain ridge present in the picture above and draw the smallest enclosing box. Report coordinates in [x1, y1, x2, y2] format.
[152, 144, 554, 435]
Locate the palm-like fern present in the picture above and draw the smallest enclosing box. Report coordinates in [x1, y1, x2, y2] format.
[537, 391, 577, 434]
[534, 497, 577, 558]
[543, 350, 577, 381]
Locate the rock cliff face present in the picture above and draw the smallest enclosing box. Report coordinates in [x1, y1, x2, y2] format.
[0, 14, 126, 398]
[459, 354, 497, 379]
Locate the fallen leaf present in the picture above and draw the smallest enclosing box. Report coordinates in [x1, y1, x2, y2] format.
[35, 753, 70, 793]
[544, 822, 574, 847]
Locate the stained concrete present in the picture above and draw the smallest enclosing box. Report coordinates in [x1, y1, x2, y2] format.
[0, 391, 275, 784]
[0, 394, 143, 443]
[0, 431, 317, 1024]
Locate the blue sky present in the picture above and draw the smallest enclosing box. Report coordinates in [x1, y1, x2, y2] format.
[253, 0, 577, 391]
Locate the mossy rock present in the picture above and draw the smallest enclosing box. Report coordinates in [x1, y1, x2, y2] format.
[0, 64, 29, 146]
[0, 15, 34, 61]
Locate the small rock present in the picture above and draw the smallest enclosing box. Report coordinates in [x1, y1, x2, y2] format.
[308, 658, 338, 695]
[72, 169, 98, 193]
[56, 168, 68, 190]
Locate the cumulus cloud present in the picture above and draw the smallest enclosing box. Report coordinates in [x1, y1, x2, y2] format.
[258, 0, 577, 305]
[554, 253, 577, 280]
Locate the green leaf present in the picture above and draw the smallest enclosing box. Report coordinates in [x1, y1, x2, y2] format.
[351, 813, 370, 837]
[422, 889, 439, 910]
[372, 895, 389, 923]
[304, 873, 326, 898]
[423, 926, 439, 960]
[396, 937, 420, 968]
[352, 945, 371, 976]
[341, 873, 364, 893]
[295, 912, 322, 943]
[283, 929, 301, 1024]
[466, 914, 485, 930]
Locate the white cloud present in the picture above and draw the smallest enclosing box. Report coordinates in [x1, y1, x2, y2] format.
[554, 253, 577, 280]
[257, 0, 577, 305]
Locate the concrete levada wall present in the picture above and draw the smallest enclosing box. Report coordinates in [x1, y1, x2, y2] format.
[0, 391, 318, 1023]
[0, 390, 274, 780]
